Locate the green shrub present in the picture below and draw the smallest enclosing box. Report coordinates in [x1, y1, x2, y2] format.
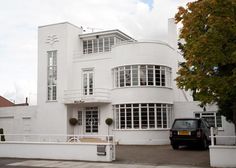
[105, 118, 113, 126]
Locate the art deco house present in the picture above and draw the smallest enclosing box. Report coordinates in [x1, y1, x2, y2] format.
[0, 19, 234, 145]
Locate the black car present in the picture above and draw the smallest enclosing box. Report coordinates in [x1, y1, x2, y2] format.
[169, 118, 211, 150]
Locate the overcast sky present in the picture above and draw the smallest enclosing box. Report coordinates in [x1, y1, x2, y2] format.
[0, 0, 194, 105]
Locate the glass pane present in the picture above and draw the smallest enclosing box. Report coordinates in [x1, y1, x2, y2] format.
[148, 65, 154, 85]
[163, 106, 167, 128]
[83, 73, 87, 95]
[149, 104, 155, 128]
[120, 67, 124, 87]
[141, 104, 148, 128]
[87, 40, 92, 54]
[140, 65, 147, 86]
[133, 104, 139, 129]
[156, 104, 162, 128]
[89, 73, 93, 95]
[132, 65, 138, 86]
[120, 108, 125, 129]
[216, 113, 222, 127]
[126, 107, 132, 129]
[93, 39, 98, 53]
[104, 37, 109, 51]
[83, 41, 87, 54]
[161, 67, 165, 86]
[155, 66, 160, 86]
[125, 66, 131, 86]
[99, 38, 103, 52]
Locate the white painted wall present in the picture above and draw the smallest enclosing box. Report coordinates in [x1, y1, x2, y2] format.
[114, 130, 169, 145]
[0, 106, 37, 138]
[37, 22, 83, 134]
[0, 142, 113, 162]
[210, 146, 236, 167]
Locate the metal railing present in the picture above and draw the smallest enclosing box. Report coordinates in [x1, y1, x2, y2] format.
[0, 133, 115, 144]
[64, 88, 111, 104]
[210, 127, 236, 146]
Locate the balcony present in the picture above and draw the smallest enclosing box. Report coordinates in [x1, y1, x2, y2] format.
[64, 88, 111, 104]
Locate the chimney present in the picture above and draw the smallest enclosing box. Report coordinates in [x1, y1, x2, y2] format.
[25, 97, 29, 105]
[168, 18, 178, 50]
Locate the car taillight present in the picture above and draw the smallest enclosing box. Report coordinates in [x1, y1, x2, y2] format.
[197, 129, 202, 138]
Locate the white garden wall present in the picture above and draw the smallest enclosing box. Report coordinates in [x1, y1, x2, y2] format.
[210, 146, 236, 167]
[0, 142, 113, 162]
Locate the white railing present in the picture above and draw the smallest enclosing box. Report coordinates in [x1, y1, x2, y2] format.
[210, 127, 236, 146]
[0, 134, 115, 144]
[64, 88, 111, 104]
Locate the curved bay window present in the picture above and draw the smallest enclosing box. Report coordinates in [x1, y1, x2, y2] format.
[113, 65, 171, 88]
[113, 103, 172, 130]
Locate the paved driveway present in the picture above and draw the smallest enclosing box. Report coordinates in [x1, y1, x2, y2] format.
[0, 145, 210, 168]
[115, 145, 210, 167]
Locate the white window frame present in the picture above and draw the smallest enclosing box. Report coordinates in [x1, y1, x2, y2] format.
[194, 111, 223, 129]
[47, 50, 57, 101]
[82, 69, 94, 96]
[113, 103, 172, 130]
[113, 64, 172, 88]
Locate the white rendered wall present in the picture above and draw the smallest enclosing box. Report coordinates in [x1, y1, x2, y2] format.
[114, 130, 169, 145]
[210, 146, 236, 167]
[0, 142, 113, 162]
[0, 106, 37, 137]
[37, 22, 83, 134]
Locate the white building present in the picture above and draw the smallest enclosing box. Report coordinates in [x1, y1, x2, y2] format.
[0, 19, 235, 145]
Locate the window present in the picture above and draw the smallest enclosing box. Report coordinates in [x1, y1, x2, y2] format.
[114, 103, 172, 129]
[194, 112, 222, 128]
[83, 69, 94, 95]
[47, 50, 57, 101]
[125, 66, 131, 86]
[83, 37, 115, 54]
[113, 65, 172, 88]
[140, 65, 147, 85]
[132, 65, 138, 86]
[78, 111, 83, 125]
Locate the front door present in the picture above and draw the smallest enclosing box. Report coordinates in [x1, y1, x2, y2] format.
[85, 107, 98, 134]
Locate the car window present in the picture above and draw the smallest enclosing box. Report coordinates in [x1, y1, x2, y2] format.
[172, 120, 198, 129]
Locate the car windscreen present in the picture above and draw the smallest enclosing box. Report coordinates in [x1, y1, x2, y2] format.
[172, 120, 198, 129]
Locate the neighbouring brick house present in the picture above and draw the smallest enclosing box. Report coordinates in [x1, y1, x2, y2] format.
[0, 96, 28, 107]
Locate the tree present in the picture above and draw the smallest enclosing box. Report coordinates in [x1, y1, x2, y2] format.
[175, 0, 236, 128]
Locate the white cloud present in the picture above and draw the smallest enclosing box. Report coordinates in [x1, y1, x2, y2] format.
[0, 0, 194, 105]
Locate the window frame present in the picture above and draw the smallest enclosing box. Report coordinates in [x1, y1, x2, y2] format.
[47, 50, 57, 101]
[194, 111, 223, 129]
[113, 103, 172, 130]
[113, 64, 172, 88]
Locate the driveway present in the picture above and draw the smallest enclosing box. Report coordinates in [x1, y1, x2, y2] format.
[115, 145, 210, 167]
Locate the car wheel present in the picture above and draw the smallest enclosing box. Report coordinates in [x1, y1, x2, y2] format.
[172, 143, 179, 150]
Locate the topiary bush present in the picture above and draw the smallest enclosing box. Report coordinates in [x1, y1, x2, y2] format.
[105, 118, 113, 126]
[69, 118, 78, 126]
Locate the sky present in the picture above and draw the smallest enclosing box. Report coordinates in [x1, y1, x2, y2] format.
[0, 0, 194, 105]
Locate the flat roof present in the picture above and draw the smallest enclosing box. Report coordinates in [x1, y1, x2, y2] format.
[38, 22, 82, 29]
[79, 29, 135, 41]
